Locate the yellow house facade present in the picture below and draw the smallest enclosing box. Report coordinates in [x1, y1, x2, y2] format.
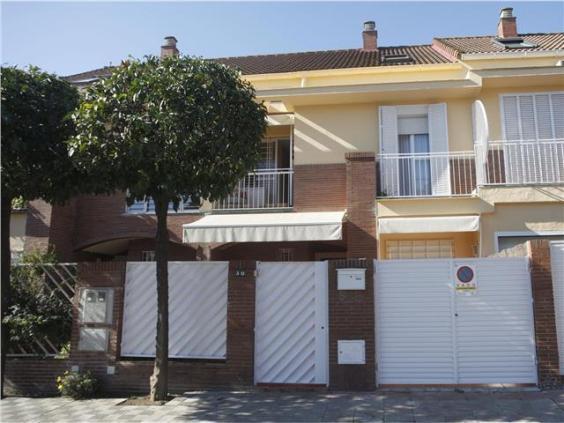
[231, 10, 564, 260]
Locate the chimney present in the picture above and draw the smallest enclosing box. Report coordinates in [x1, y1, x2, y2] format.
[497, 8, 518, 39]
[161, 36, 179, 58]
[362, 21, 377, 51]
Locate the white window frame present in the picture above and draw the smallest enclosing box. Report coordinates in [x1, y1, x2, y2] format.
[499, 91, 564, 141]
[125, 196, 200, 215]
[494, 230, 564, 253]
[141, 250, 156, 262]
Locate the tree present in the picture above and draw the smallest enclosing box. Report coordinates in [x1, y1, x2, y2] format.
[1, 66, 79, 397]
[69, 55, 267, 400]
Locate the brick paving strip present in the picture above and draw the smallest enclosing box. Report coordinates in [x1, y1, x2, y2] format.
[0, 390, 563, 422]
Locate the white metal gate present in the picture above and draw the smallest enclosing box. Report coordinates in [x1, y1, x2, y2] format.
[254, 262, 328, 385]
[375, 258, 537, 385]
[550, 241, 564, 375]
[121, 261, 229, 359]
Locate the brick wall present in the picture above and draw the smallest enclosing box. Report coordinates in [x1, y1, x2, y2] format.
[66, 260, 256, 395]
[528, 240, 562, 388]
[328, 259, 376, 390]
[4, 358, 70, 396]
[293, 164, 346, 211]
[73, 193, 201, 251]
[23, 199, 52, 254]
[126, 239, 196, 261]
[345, 153, 377, 259]
[212, 241, 346, 262]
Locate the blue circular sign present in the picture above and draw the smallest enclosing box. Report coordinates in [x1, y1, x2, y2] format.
[457, 266, 474, 283]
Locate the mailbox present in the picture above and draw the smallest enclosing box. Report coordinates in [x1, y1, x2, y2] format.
[337, 268, 366, 290]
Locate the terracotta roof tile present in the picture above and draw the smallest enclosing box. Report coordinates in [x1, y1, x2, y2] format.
[214, 45, 450, 74]
[63, 32, 564, 82]
[435, 32, 564, 56]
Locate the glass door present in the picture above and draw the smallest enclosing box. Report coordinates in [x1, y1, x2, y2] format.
[399, 134, 431, 196]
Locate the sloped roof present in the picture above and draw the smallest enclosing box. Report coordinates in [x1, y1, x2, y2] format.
[63, 32, 564, 82]
[435, 32, 564, 56]
[213, 45, 450, 75]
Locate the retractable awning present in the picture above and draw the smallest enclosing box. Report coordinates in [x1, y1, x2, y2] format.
[378, 215, 480, 234]
[183, 211, 345, 243]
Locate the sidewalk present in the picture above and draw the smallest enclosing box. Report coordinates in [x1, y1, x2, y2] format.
[1, 390, 564, 422]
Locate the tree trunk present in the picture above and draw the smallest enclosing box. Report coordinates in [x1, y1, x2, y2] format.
[1, 196, 13, 399]
[149, 197, 169, 401]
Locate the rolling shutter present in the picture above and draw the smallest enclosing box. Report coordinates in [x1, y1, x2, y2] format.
[379, 106, 400, 197]
[428, 103, 451, 195]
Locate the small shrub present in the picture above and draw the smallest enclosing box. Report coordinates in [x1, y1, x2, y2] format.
[57, 371, 98, 399]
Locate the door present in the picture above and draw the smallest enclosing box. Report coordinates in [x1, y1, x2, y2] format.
[550, 241, 564, 375]
[399, 134, 432, 196]
[254, 262, 328, 385]
[375, 258, 537, 385]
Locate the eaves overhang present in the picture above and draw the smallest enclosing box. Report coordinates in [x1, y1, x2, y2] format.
[255, 78, 481, 100]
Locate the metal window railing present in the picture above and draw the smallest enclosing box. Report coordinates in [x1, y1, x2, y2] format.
[476, 139, 564, 186]
[212, 168, 293, 211]
[376, 151, 477, 198]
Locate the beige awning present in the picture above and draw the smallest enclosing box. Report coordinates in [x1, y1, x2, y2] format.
[378, 215, 480, 234]
[183, 211, 345, 243]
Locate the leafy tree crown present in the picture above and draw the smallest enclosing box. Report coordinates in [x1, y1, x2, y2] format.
[1, 66, 79, 202]
[69, 55, 268, 207]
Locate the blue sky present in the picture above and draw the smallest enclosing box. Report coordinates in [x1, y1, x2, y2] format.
[2, 1, 563, 76]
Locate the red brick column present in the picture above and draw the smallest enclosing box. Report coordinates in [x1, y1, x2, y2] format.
[528, 240, 561, 388]
[293, 163, 346, 212]
[69, 262, 126, 384]
[328, 259, 375, 390]
[225, 260, 256, 385]
[345, 152, 377, 259]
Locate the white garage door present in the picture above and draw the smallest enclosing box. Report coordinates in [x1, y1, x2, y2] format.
[375, 257, 537, 385]
[550, 241, 564, 375]
[121, 261, 229, 359]
[254, 262, 328, 385]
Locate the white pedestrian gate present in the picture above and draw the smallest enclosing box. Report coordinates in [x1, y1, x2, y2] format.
[550, 241, 564, 375]
[375, 258, 538, 385]
[121, 261, 229, 359]
[254, 262, 328, 385]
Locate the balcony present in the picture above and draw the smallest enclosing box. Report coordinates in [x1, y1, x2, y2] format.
[476, 139, 564, 186]
[377, 151, 477, 198]
[212, 168, 293, 211]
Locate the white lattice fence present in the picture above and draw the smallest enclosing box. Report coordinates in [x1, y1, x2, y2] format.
[121, 261, 229, 359]
[7, 263, 77, 357]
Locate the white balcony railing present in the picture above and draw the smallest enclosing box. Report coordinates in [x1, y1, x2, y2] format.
[213, 168, 293, 211]
[377, 151, 477, 198]
[476, 139, 564, 186]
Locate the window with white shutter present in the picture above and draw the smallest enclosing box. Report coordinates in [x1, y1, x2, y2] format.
[501, 92, 564, 141]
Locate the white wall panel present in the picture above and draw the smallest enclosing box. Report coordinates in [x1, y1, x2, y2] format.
[121, 261, 228, 359]
[550, 241, 564, 375]
[375, 257, 537, 385]
[454, 258, 537, 384]
[376, 259, 456, 384]
[255, 262, 328, 385]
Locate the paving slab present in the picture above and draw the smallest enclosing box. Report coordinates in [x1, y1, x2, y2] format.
[1, 389, 563, 422]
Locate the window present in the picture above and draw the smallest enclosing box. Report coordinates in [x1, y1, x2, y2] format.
[386, 239, 454, 259]
[279, 248, 294, 262]
[398, 133, 431, 196]
[126, 195, 199, 214]
[141, 250, 156, 262]
[496, 233, 564, 253]
[502, 92, 564, 141]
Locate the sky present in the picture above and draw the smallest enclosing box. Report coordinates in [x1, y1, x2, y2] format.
[2, 1, 563, 76]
